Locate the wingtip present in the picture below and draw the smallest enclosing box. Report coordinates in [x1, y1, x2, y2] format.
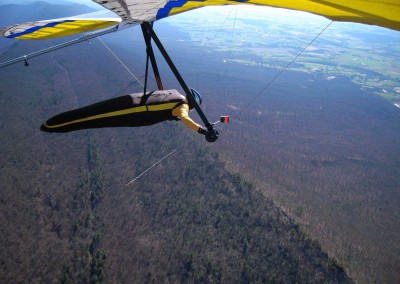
[40, 123, 51, 132]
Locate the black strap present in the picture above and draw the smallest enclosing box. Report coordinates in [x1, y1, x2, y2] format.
[140, 91, 155, 106]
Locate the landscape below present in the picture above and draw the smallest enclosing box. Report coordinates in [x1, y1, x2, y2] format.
[1, 2, 399, 283]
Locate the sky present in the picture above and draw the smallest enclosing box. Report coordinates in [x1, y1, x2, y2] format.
[0, 0, 101, 8]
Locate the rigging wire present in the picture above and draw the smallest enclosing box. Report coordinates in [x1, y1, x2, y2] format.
[195, 6, 237, 67]
[219, 7, 237, 34]
[125, 149, 177, 186]
[97, 37, 146, 90]
[224, 6, 238, 76]
[110, 74, 147, 98]
[234, 20, 334, 117]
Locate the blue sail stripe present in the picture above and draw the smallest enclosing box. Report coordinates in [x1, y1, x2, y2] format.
[156, 0, 192, 20]
[6, 20, 75, 39]
[155, 0, 252, 20]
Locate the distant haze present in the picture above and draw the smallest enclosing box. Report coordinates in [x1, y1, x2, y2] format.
[0, 0, 102, 9]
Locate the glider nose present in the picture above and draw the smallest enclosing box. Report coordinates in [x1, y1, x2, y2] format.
[40, 123, 51, 132]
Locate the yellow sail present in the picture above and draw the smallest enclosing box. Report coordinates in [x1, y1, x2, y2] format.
[94, 0, 400, 31]
[1, 12, 121, 40]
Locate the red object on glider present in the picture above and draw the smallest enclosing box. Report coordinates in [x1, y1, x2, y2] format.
[220, 116, 230, 124]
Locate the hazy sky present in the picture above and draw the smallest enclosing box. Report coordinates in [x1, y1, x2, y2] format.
[0, 0, 100, 8]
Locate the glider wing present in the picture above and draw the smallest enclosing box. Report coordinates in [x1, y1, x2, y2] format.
[1, 0, 398, 40]
[92, 0, 400, 31]
[1, 12, 121, 40]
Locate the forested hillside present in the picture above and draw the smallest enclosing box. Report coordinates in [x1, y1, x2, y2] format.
[0, 24, 351, 283]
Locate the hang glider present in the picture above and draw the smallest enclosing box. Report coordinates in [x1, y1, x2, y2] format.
[1, 0, 399, 41]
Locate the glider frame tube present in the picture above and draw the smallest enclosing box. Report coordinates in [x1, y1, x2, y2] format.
[141, 22, 214, 131]
[141, 23, 164, 91]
